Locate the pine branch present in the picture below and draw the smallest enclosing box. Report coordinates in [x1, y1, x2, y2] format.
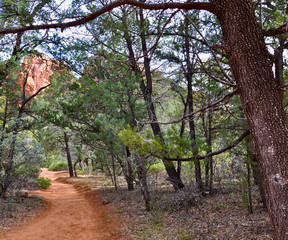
[136, 88, 238, 125]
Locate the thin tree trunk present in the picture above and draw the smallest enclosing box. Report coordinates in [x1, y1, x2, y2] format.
[178, 94, 188, 177]
[246, 161, 253, 214]
[74, 157, 82, 177]
[91, 159, 96, 171]
[1, 98, 8, 141]
[125, 147, 134, 191]
[274, 37, 285, 104]
[105, 164, 115, 186]
[184, 15, 203, 193]
[110, 147, 118, 192]
[251, 161, 267, 209]
[0, 98, 9, 168]
[73, 161, 78, 177]
[63, 132, 74, 177]
[123, 11, 184, 190]
[246, 137, 267, 208]
[209, 154, 213, 194]
[137, 157, 152, 211]
[116, 148, 134, 191]
[205, 110, 213, 194]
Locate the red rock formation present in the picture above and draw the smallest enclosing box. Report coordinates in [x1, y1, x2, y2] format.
[18, 54, 62, 96]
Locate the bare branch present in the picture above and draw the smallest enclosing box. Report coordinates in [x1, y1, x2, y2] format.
[136, 10, 179, 60]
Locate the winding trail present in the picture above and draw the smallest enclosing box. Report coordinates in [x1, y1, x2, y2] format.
[0, 169, 118, 240]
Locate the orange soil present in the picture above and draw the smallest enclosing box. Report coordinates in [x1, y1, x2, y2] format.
[0, 169, 120, 240]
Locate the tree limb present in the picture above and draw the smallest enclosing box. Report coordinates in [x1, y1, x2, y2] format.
[0, 1, 214, 35]
[264, 22, 288, 36]
[21, 84, 51, 113]
[163, 129, 250, 161]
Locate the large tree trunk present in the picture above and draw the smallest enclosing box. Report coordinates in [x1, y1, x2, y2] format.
[214, 0, 288, 238]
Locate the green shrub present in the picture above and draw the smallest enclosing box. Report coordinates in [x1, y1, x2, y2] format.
[148, 162, 165, 176]
[37, 177, 52, 189]
[41, 159, 53, 168]
[48, 161, 68, 171]
[0, 133, 45, 197]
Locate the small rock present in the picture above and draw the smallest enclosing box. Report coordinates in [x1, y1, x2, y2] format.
[29, 195, 45, 200]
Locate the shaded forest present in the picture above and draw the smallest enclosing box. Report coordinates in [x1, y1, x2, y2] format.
[1, 0, 288, 239]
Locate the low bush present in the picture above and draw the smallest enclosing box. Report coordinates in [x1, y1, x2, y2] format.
[37, 177, 52, 189]
[48, 161, 68, 171]
[41, 159, 53, 168]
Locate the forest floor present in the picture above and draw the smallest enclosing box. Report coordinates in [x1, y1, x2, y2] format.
[0, 170, 273, 240]
[60, 175, 273, 240]
[0, 169, 122, 240]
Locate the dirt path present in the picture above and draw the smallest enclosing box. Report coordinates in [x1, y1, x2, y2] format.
[0, 169, 118, 240]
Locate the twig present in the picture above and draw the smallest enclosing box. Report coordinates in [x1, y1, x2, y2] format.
[136, 10, 179, 61]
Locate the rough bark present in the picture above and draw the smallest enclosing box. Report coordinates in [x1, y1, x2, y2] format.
[214, 0, 288, 238]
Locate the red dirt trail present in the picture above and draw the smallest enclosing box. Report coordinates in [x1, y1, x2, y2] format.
[0, 169, 119, 240]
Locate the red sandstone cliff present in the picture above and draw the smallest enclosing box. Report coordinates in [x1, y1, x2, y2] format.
[18, 54, 62, 96]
